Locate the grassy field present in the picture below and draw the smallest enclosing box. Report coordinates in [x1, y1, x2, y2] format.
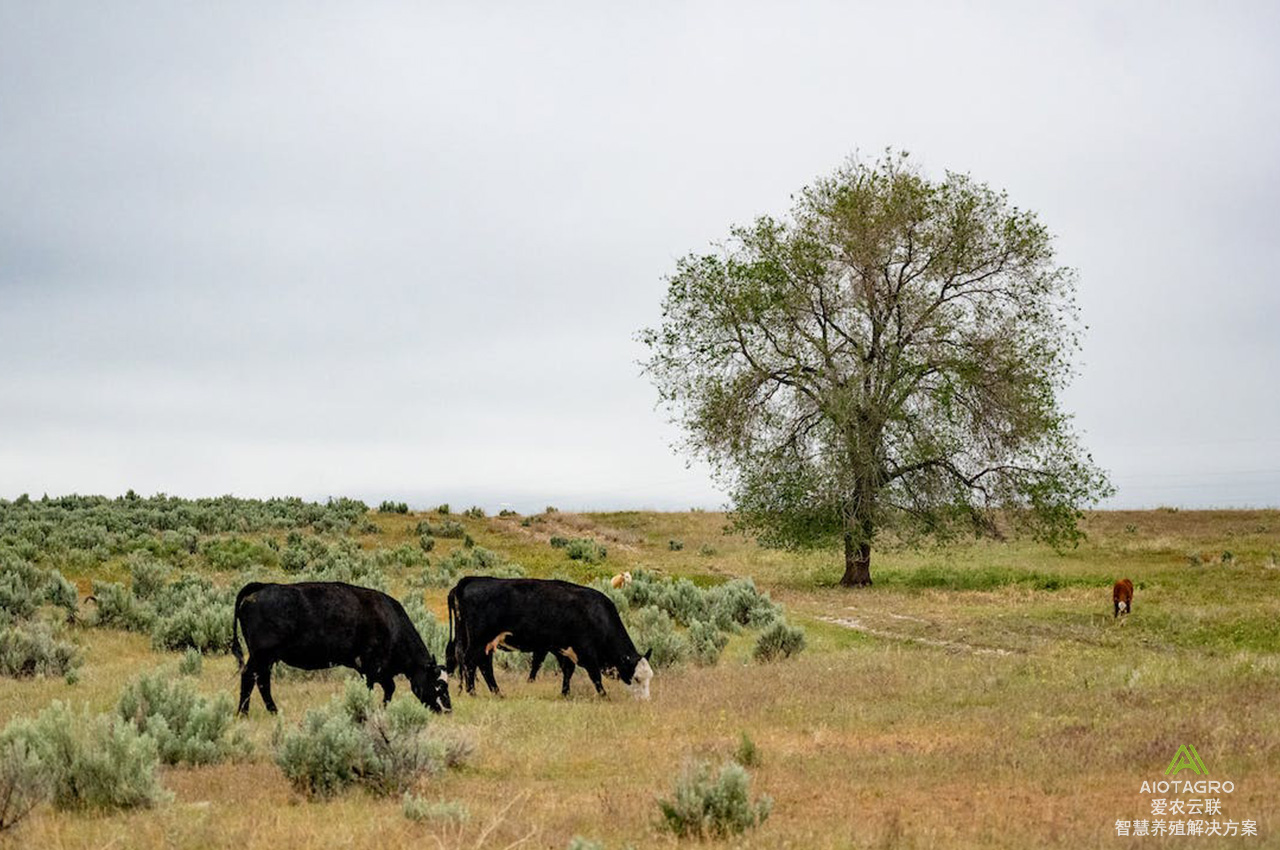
[4, 507, 1280, 849]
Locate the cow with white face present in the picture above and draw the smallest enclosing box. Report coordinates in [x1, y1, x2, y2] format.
[447, 577, 654, 700]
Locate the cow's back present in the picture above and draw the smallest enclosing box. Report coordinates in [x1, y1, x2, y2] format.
[238, 582, 396, 669]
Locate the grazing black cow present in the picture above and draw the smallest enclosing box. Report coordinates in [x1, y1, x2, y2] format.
[446, 576, 653, 699]
[232, 581, 450, 716]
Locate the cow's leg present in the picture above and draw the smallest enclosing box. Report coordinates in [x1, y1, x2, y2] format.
[558, 656, 576, 697]
[380, 676, 396, 704]
[528, 650, 548, 683]
[584, 663, 607, 697]
[238, 662, 256, 716]
[478, 652, 502, 696]
[255, 661, 279, 714]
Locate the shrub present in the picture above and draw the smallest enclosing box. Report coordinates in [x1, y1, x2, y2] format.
[150, 577, 234, 654]
[629, 606, 688, 668]
[359, 519, 381, 535]
[565, 538, 607, 564]
[0, 701, 168, 811]
[658, 578, 708, 626]
[498, 509, 518, 518]
[436, 504, 451, 515]
[463, 534, 475, 549]
[566, 839, 605, 850]
[734, 732, 760, 767]
[0, 738, 50, 833]
[708, 578, 780, 631]
[418, 533, 436, 553]
[657, 760, 772, 839]
[688, 619, 728, 666]
[378, 501, 409, 514]
[403, 793, 469, 823]
[549, 536, 569, 549]
[0, 621, 81, 678]
[430, 520, 466, 539]
[401, 597, 449, 659]
[201, 536, 277, 571]
[0, 558, 77, 623]
[127, 552, 171, 600]
[463, 506, 485, 519]
[699, 544, 717, 556]
[178, 648, 203, 676]
[275, 686, 472, 799]
[90, 580, 155, 632]
[752, 620, 806, 662]
[116, 672, 248, 765]
[519, 517, 532, 527]
[668, 539, 684, 551]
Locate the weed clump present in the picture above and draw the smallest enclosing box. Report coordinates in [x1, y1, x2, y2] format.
[657, 760, 772, 839]
[402, 792, 469, 823]
[565, 538, 607, 564]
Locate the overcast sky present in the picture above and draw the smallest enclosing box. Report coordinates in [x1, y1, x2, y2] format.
[2, 2, 1278, 511]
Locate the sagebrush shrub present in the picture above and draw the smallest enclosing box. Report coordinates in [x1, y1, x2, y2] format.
[90, 580, 155, 632]
[752, 619, 805, 662]
[275, 686, 473, 799]
[566, 838, 605, 850]
[178, 647, 203, 676]
[565, 538, 607, 564]
[117, 672, 248, 765]
[668, 539, 684, 551]
[127, 552, 171, 600]
[201, 536, 277, 571]
[149, 577, 234, 654]
[629, 606, 688, 668]
[403, 793, 469, 823]
[463, 506, 485, 519]
[0, 738, 50, 833]
[0, 621, 81, 678]
[734, 732, 761, 767]
[402, 597, 449, 659]
[657, 761, 772, 839]
[658, 578, 708, 626]
[378, 501, 409, 514]
[549, 536, 569, 549]
[418, 533, 436, 553]
[1, 701, 169, 811]
[708, 578, 780, 631]
[688, 619, 728, 666]
[430, 520, 466, 539]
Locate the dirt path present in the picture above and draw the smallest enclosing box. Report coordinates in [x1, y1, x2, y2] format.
[818, 610, 1020, 656]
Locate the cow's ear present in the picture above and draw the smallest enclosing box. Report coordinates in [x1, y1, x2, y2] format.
[644, 648, 652, 661]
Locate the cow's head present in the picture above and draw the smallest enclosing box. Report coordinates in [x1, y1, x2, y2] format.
[619, 649, 654, 700]
[411, 664, 452, 713]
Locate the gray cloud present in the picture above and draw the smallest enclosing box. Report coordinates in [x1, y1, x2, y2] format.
[2, 1, 1278, 509]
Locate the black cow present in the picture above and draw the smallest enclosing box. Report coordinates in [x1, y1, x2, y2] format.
[232, 581, 451, 716]
[446, 576, 653, 699]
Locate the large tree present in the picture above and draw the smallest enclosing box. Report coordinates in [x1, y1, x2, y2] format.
[641, 153, 1111, 586]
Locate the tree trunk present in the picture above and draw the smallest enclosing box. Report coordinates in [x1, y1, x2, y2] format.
[840, 531, 872, 587]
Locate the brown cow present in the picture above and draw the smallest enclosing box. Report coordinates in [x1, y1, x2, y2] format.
[1112, 578, 1134, 618]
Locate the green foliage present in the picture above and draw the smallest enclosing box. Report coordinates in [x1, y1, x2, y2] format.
[0, 620, 81, 678]
[629, 606, 688, 668]
[706, 578, 780, 631]
[734, 732, 760, 767]
[378, 501, 409, 514]
[403, 792, 469, 823]
[127, 552, 171, 600]
[668, 539, 684, 551]
[421, 519, 465, 539]
[90, 580, 156, 632]
[657, 578, 708, 626]
[201, 536, 278, 571]
[752, 620, 806, 662]
[418, 533, 436, 553]
[0, 556, 77, 624]
[565, 538, 607, 564]
[550, 536, 569, 548]
[0, 701, 168, 811]
[117, 672, 248, 765]
[657, 761, 772, 839]
[178, 648, 203, 676]
[401, 597, 449, 659]
[566, 839, 605, 850]
[274, 686, 472, 799]
[688, 619, 728, 666]
[463, 506, 485, 519]
[436, 504, 451, 515]
[640, 152, 1113, 583]
[149, 576, 234, 654]
[0, 737, 51, 832]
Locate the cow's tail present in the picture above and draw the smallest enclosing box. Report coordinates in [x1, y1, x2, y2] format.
[445, 585, 459, 674]
[231, 582, 267, 671]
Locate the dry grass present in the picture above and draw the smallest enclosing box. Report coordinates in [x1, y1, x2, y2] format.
[4, 509, 1280, 848]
